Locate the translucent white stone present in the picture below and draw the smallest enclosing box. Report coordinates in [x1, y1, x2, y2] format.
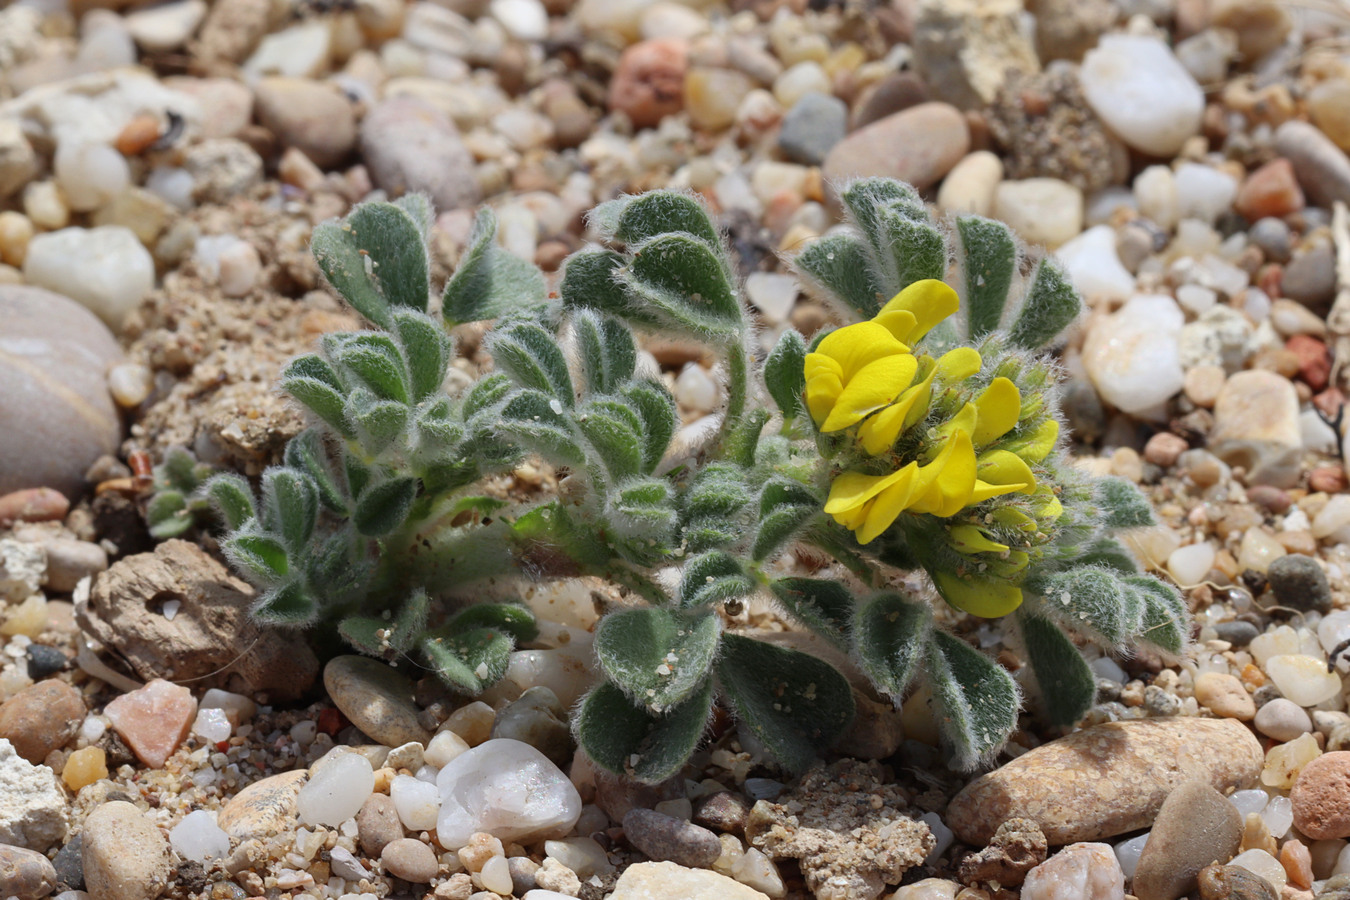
[1265, 655, 1342, 707]
[744, 271, 798, 324]
[675, 363, 718, 414]
[23, 226, 155, 329]
[1091, 657, 1127, 683]
[1229, 848, 1287, 890]
[297, 751, 374, 826]
[1081, 35, 1204, 157]
[424, 730, 470, 768]
[1176, 284, 1217, 315]
[108, 363, 153, 408]
[145, 167, 195, 211]
[1055, 225, 1135, 301]
[545, 836, 613, 878]
[1174, 163, 1239, 225]
[391, 773, 440, 831]
[920, 812, 953, 865]
[1314, 495, 1350, 542]
[436, 739, 582, 850]
[200, 688, 257, 724]
[1114, 832, 1149, 879]
[1250, 626, 1304, 667]
[1082, 295, 1185, 415]
[169, 809, 231, 862]
[290, 720, 317, 745]
[192, 707, 232, 744]
[54, 142, 130, 213]
[1167, 542, 1215, 586]
[328, 846, 371, 881]
[1335, 843, 1350, 876]
[1261, 795, 1293, 838]
[480, 854, 515, 893]
[1022, 841, 1125, 900]
[1229, 789, 1270, 818]
[1134, 165, 1179, 230]
[487, 0, 548, 41]
[415, 764, 439, 783]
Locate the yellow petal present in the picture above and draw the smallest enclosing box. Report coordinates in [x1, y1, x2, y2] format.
[858, 401, 909, 456]
[873, 309, 918, 344]
[973, 377, 1021, 448]
[820, 354, 919, 432]
[969, 479, 1029, 504]
[856, 471, 920, 544]
[823, 464, 915, 515]
[949, 524, 1009, 554]
[877, 279, 960, 343]
[815, 321, 907, 381]
[937, 347, 982, 381]
[933, 571, 1023, 618]
[1011, 418, 1060, 464]
[977, 450, 1037, 494]
[908, 430, 977, 517]
[934, 402, 978, 446]
[1036, 492, 1064, 522]
[899, 366, 940, 430]
[804, 356, 844, 426]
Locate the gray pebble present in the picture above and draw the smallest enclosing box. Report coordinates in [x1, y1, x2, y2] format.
[357, 792, 403, 857]
[490, 686, 572, 768]
[1253, 697, 1312, 742]
[37, 538, 107, 593]
[360, 96, 480, 212]
[0, 843, 58, 900]
[622, 808, 722, 869]
[1143, 685, 1182, 717]
[1282, 243, 1336, 310]
[1267, 554, 1332, 613]
[25, 645, 68, 680]
[1248, 217, 1291, 263]
[509, 855, 540, 895]
[1251, 684, 1282, 709]
[1198, 863, 1278, 900]
[1318, 873, 1350, 899]
[323, 656, 430, 749]
[1133, 780, 1241, 900]
[51, 833, 82, 891]
[380, 837, 438, 883]
[778, 92, 847, 166]
[1275, 120, 1350, 209]
[327, 846, 370, 882]
[1212, 621, 1259, 648]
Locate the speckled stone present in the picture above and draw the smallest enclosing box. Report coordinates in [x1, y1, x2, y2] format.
[217, 769, 307, 840]
[946, 719, 1263, 845]
[0, 679, 85, 764]
[323, 656, 431, 748]
[0, 843, 58, 900]
[356, 792, 403, 857]
[381, 837, 438, 883]
[623, 809, 722, 868]
[1291, 751, 1350, 839]
[81, 801, 171, 900]
[1132, 781, 1242, 900]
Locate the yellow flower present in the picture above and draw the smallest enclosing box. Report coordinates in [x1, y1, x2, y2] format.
[804, 322, 918, 433]
[932, 571, 1024, 617]
[874, 279, 961, 345]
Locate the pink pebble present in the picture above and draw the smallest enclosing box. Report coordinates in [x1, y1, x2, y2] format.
[104, 679, 197, 768]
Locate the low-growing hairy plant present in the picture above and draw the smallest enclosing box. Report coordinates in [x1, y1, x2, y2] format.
[205, 178, 1187, 780]
[144, 446, 216, 540]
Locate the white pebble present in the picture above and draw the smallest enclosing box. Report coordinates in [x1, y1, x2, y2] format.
[731, 847, 784, 896]
[479, 854, 514, 894]
[1174, 163, 1239, 225]
[192, 707, 232, 744]
[920, 812, 953, 865]
[436, 739, 582, 850]
[23, 226, 155, 330]
[1114, 832, 1149, 879]
[1081, 34, 1205, 156]
[1082, 294, 1185, 416]
[145, 167, 195, 211]
[487, 0, 548, 41]
[1261, 795, 1293, 839]
[108, 363, 153, 408]
[54, 142, 129, 212]
[1176, 284, 1217, 315]
[1229, 789, 1269, 818]
[744, 271, 798, 324]
[425, 729, 470, 768]
[1229, 848, 1287, 890]
[290, 720, 317, 746]
[1091, 657, 1127, 683]
[1055, 225, 1135, 301]
[391, 773, 441, 831]
[169, 809, 231, 862]
[1167, 542, 1215, 586]
[80, 716, 106, 743]
[200, 688, 257, 723]
[1264, 655, 1342, 707]
[1134, 165, 1179, 230]
[328, 846, 371, 881]
[675, 364, 719, 413]
[297, 751, 374, 826]
[545, 836, 612, 878]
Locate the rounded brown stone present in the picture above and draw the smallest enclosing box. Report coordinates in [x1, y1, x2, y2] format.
[1291, 751, 1350, 840]
[823, 102, 970, 202]
[946, 718, 1264, 846]
[1132, 781, 1242, 900]
[0, 679, 85, 764]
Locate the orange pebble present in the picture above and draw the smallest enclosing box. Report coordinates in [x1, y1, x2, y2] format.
[1281, 838, 1313, 890]
[63, 746, 108, 791]
[1241, 664, 1267, 689]
[115, 114, 162, 156]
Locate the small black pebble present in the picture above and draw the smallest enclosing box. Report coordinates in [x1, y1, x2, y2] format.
[25, 643, 69, 679]
[1267, 555, 1333, 614]
[53, 833, 84, 891]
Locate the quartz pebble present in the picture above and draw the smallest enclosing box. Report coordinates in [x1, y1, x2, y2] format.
[53, 143, 129, 213]
[1227, 849, 1286, 891]
[1082, 295, 1185, 416]
[381, 837, 438, 883]
[1080, 35, 1204, 157]
[298, 750, 374, 827]
[1207, 370, 1302, 489]
[1021, 842, 1124, 900]
[437, 739, 582, 850]
[1263, 655, 1341, 707]
[992, 178, 1084, 249]
[22, 227, 155, 331]
[169, 810, 230, 863]
[1254, 699, 1312, 742]
[391, 773, 440, 831]
[624, 808, 722, 868]
[103, 679, 196, 769]
[946, 718, 1263, 845]
[1056, 225, 1135, 301]
[609, 860, 771, 899]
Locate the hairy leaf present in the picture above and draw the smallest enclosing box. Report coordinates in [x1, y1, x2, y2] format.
[572, 309, 637, 396]
[957, 216, 1018, 340]
[577, 680, 713, 784]
[877, 207, 946, 292]
[489, 320, 575, 405]
[620, 380, 677, 473]
[763, 329, 807, 420]
[447, 602, 539, 644]
[770, 578, 853, 647]
[717, 634, 855, 774]
[205, 473, 257, 531]
[348, 392, 410, 454]
[497, 390, 585, 467]
[332, 332, 411, 405]
[752, 478, 817, 562]
[1015, 608, 1095, 728]
[1009, 256, 1080, 350]
[393, 309, 453, 402]
[601, 191, 721, 249]
[854, 593, 932, 699]
[224, 529, 290, 585]
[620, 233, 743, 340]
[353, 477, 417, 536]
[284, 428, 349, 515]
[1034, 566, 1143, 647]
[678, 551, 756, 609]
[312, 201, 431, 328]
[925, 630, 1019, 769]
[420, 626, 513, 695]
[282, 356, 351, 436]
[146, 491, 191, 539]
[250, 581, 319, 627]
[595, 607, 720, 712]
[792, 233, 884, 318]
[1128, 575, 1188, 656]
[442, 208, 547, 326]
[261, 467, 319, 556]
[1096, 476, 1156, 529]
[576, 398, 645, 480]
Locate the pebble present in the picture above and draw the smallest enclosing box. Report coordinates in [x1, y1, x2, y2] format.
[1080, 35, 1204, 157]
[0, 288, 124, 499]
[53, 143, 129, 214]
[1197, 863, 1277, 900]
[823, 102, 969, 199]
[0, 679, 85, 764]
[1207, 370, 1302, 488]
[1264, 655, 1341, 707]
[436, 739, 581, 850]
[25, 644, 68, 680]
[911, 0, 1038, 109]
[253, 77, 357, 169]
[22, 227, 155, 331]
[168, 810, 230, 863]
[545, 836, 613, 878]
[0, 739, 66, 852]
[298, 750, 374, 827]
[81, 801, 171, 900]
[391, 773, 440, 831]
[1174, 163, 1239, 226]
[1309, 78, 1350, 152]
[851, 71, 931, 131]
[1266, 555, 1332, 613]
[609, 860, 771, 900]
[1292, 752, 1350, 839]
[0, 543, 44, 605]
[357, 792, 404, 857]
[1194, 672, 1255, 720]
[0, 843, 58, 900]
[0, 121, 39, 200]
[36, 538, 108, 593]
[1056, 225, 1136, 301]
[993, 178, 1084, 250]
[1082, 294, 1185, 415]
[1135, 165, 1180, 231]
[323, 656, 432, 748]
[1276, 120, 1350, 208]
[945, 718, 1263, 845]
[382, 837, 439, 883]
[1282, 244, 1337, 310]
[360, 96, 480, 211]
[1132, 781, 1242, 900]
[1021, 842, 1124, 900]
[103, 679, 196, 769]
[892, 879, 960, 900]
[124, 0, 207, 51]
[608, 39, 688, 130]
[624, 809, 722, 869]
[1168, 542, 1216, 586]
[1254, 699, 1312, 743]
[1235, 159, 1304, 221]
[1214, 621, 1260, 648]
[685, 68, 755, 132]
[62, 747, 107, 792]
[777, 92, 847, 166]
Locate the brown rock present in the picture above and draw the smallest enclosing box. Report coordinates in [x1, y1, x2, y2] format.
[218, 769, 307, 840]
[958, 817, 1046, 888]
[253, 78, 357, 169]
[823, 102, 969, 201]
[608, 39, 688, 129]
[1287, 335, 1331, 392]
[1193, 672, 1256, 721]
[1236, 159, 1304, 221]
[1197, 863, 1278, 900]
[1291, 751, 1350, 840]
[0, 843, 58, 900]
[81, 801, 171, 900]
[945, 718, 1263, 845]
[195, 0, 269, 65]
[0, 489, 69, 527]
[851, 71, 931, 131]
[1143, 432, 1189, 468]
[381, 837, 438, 883]
[0, 680, 85, 764]
[1132, 781, 1242, 900]
[78, 540, 318, 702]
[356, 792, 403, 857]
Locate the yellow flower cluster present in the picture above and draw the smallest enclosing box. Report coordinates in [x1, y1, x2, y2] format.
[804, 280, 1062, 616]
